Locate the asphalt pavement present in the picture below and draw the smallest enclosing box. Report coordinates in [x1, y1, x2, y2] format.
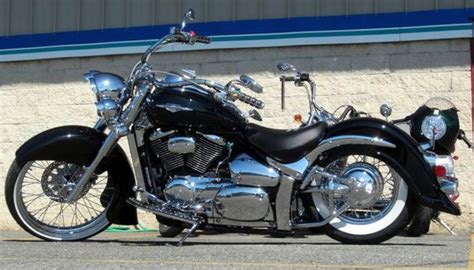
[0, 230, 472, 269]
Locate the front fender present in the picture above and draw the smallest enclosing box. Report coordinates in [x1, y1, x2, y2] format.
[15, 125, 138, 225]
[324, 118, 460, 215]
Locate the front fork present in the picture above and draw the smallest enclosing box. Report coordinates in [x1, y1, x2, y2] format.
[93, 118, 107, 132]
[65, 84, 152, 203]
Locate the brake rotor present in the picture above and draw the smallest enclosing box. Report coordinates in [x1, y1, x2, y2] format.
[41, 161, 93, 203]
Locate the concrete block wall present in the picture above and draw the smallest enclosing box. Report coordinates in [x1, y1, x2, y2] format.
[0, 39, 472, 232]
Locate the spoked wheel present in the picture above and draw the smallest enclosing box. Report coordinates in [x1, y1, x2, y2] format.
[311, 150, 414, 244]
[5, 159, 114, 241]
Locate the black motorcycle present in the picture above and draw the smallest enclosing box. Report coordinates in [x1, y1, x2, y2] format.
[5, 10, 461, 245]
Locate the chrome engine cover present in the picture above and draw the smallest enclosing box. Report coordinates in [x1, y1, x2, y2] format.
[164, 176, 223, 214]
[215, 186, 270, 221]
[164, 174, 273, 222]
[167, 136, 196, 154]
[229, 153, 280, 187]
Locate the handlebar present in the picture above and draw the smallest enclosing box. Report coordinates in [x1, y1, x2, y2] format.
[280, 75, 296, 82]
[279, 73, 310, 83]
[179, 32, 212, 44]
[279, 71, 315, 112]
[193, 35, 212, 44]
[154, 79, 264, 109]
[140, 29, 211, 64]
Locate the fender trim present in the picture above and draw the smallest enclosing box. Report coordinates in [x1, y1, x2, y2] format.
[15, 125, 138, 225]
[267, 135, 395, 181]
[307, 135, 396, 164]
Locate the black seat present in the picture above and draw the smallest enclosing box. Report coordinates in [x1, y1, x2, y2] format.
[245, 121, 328, 163]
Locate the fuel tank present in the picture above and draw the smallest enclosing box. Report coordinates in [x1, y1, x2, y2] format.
[146, 85, 246, 133]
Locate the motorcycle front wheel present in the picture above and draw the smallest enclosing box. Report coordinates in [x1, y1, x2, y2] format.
[5, 159, 114, 241]
[311, 146, 414, 244]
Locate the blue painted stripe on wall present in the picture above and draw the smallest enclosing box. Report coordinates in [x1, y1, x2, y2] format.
[0, 8, 473, 50]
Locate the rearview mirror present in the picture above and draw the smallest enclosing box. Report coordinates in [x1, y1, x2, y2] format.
[277, 63, 296, 72]
[380, 104, 392, 118]
[181, 9, 195, 30]
[240, 75, 263, 93]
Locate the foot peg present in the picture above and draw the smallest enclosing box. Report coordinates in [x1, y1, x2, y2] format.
[129, 186, 204, 246]
[133, 186, 161, 203]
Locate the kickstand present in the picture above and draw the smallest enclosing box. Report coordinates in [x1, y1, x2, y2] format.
[176, 223, 199, 246]
[432, 217, 457, 235]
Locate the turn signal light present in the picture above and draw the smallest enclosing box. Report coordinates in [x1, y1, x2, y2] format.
[434, 165, 447, 177]
[294, 114, 303, 124]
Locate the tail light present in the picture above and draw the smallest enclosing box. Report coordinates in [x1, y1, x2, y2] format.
[424, 152, 459, 202]
[433, 165, 447, 177]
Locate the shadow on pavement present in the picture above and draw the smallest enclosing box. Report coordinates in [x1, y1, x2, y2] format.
[3, 238, 447, 247]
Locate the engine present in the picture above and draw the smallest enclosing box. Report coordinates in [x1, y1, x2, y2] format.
[163, 175, 272, 222]
[156, 150, 279, 223]
[150, 130, 279, 223]
[149, 130, 226, 175]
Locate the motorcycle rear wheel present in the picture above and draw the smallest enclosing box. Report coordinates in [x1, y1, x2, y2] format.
[311, 146, 414, 244]
[405, 205, 435, 237]
[5, 159, 113, 241]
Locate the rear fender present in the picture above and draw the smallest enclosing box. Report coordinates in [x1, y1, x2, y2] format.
[317, 118, 460, 215]
[15, 125, 138, 225]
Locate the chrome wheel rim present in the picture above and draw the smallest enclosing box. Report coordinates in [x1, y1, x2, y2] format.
[315, 155, 404, 226]
[13, 160, 113, 240]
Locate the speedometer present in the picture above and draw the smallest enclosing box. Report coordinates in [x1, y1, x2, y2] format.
[421, 115, 447, 141]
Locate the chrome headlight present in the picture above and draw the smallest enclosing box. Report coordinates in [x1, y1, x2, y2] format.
[84, 71, 125, 123]
[83, 70, 125, 101]
[96, 98, 119, 121]
[421, 115, 447, 140]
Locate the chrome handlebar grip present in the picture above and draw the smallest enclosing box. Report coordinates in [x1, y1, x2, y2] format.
[232, 91, 265, 109]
